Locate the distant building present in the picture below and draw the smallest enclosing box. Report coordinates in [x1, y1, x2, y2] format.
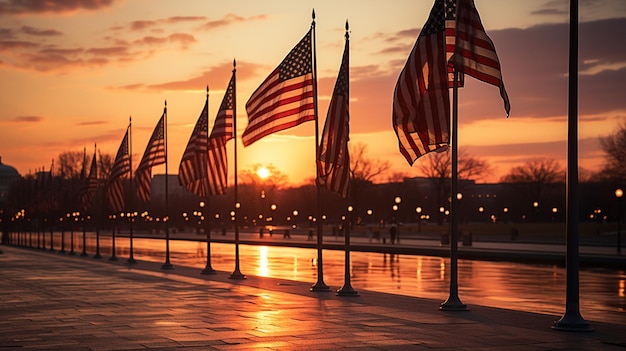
[0, 156, 20, 208]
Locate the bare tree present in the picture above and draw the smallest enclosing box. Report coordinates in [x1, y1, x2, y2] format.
[56, 151, 84, 179]
[349, 142, 391, 207]
[418, 148, 492, 214]
[599, 122, 626, 183]
[500, 158, 565, 206]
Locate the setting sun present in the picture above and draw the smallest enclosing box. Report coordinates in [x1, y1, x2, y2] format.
[256, 166, 271, 180]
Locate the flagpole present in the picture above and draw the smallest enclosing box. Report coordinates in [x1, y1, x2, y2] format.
[336, 20, 358, 297]
[310, 9, 330, 292]
[127, 117, 137, 264]
[202, 85, 217, 275]
[440, 67, 468, 311]
[93, 144, 102, 259]
[81, 146, 88, 256]
[553, 0, 591, 331]
[230, 59, 245, 280]
[161, 101, 174, 269]
[49, 159, 55, 252]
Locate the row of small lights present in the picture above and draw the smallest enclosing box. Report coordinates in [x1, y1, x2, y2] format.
[11, 189, 624, 224]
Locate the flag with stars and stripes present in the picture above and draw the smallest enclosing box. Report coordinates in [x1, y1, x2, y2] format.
[179, 97, 209, 197]
[106, 128, 130, 213]
[207, 74, 235, 195]
[450, 0, 510, 115]
[242, 29, 314, 146]
[135, 112, 166, 203]
[393, 0, 452, 165]
[318, 36, 350, 198]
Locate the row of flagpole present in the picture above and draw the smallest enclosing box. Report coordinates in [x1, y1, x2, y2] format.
[18, 0, 587, 330]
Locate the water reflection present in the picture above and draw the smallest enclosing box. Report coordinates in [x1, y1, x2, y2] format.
[20, 232, 626, 324]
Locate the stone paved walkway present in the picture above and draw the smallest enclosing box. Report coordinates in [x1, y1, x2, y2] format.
[0, 246, 624, 350]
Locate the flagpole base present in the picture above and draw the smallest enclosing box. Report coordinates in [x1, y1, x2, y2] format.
[109, 255, 118, 261]
[161, 262, 174, 270]
[201, 264, 217, 275]
[310, 281, 331, 292]
[69, 251, 76, 256]
[93, 253, 102, 259]
[440, 296, 469, 311]
[337, 284, 359, 297]
[80, 252, 88, 257]
[126, 257, 137, 265]
[229, 269, 246, 280]
[552, 312, 593, 332]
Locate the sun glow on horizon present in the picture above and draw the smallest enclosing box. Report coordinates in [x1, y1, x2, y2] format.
[256, 166, 271, 180]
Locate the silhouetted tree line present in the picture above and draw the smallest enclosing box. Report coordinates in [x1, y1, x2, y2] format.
[3, 124, 625, 237]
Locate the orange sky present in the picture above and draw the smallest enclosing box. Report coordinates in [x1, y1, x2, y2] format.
[1, 0, 625, 185]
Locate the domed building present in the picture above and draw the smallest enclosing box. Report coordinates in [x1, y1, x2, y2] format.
[0, 156, 21, 208]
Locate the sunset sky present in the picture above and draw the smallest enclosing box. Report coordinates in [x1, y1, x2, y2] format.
[1, 0, 625, 185]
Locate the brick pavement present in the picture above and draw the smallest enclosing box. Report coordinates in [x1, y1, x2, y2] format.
[0, 246, 624, 350]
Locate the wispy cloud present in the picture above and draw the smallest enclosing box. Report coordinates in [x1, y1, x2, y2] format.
[198, 13, 268, 31]
[2, 115, 45, 123]
[0, 0, 117, 15]
[127, 16, 206, 32]
[20, 25, 62, 36]
[113, 61, 268, 92]
[76, 120, 107, 126]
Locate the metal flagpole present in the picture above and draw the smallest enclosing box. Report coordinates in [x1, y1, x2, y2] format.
[440, 67, 468, 311]
[202, 86, 216, 275]
[230, 59, 245, 280]
[81, 146, 88, 256]
[127, 116, 136, 264]
[310, 8, 330, 292]
[336, 20, 358, 297]
[93, 144, 102, 259]
[49, 160, 55, 252]
[162, 101, 174, 269]
[552, 0, 591, 332]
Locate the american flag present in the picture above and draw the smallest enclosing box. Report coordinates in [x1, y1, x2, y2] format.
[106, 128, 130, 213]
[207, 74, 235, 195]
[178, 96, 209, 197]
[242, 29, 314, 146]
[318, 36, 350, 198]
[80, 149, 98, 209]
[451, 0, 510, 115]
[393, 0, 452, 165]
[136, 112, 166, 202]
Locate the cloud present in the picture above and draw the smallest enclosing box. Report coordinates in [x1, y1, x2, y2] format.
[132, 33, 196, 49]
[0, 30, 198, 72]
[2, 115, 45, 123]
[0, 0, 117, 15]
[128, 16, 206, 32]
[21, 25, 62, 36]
[113, 61, 268, 92]
[198, 13, 268, 31]
[0, 39, 38, 51]
[76, 120, 107, 126]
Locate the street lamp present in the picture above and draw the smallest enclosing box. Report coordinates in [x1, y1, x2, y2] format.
[616, 189, 623, 255]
